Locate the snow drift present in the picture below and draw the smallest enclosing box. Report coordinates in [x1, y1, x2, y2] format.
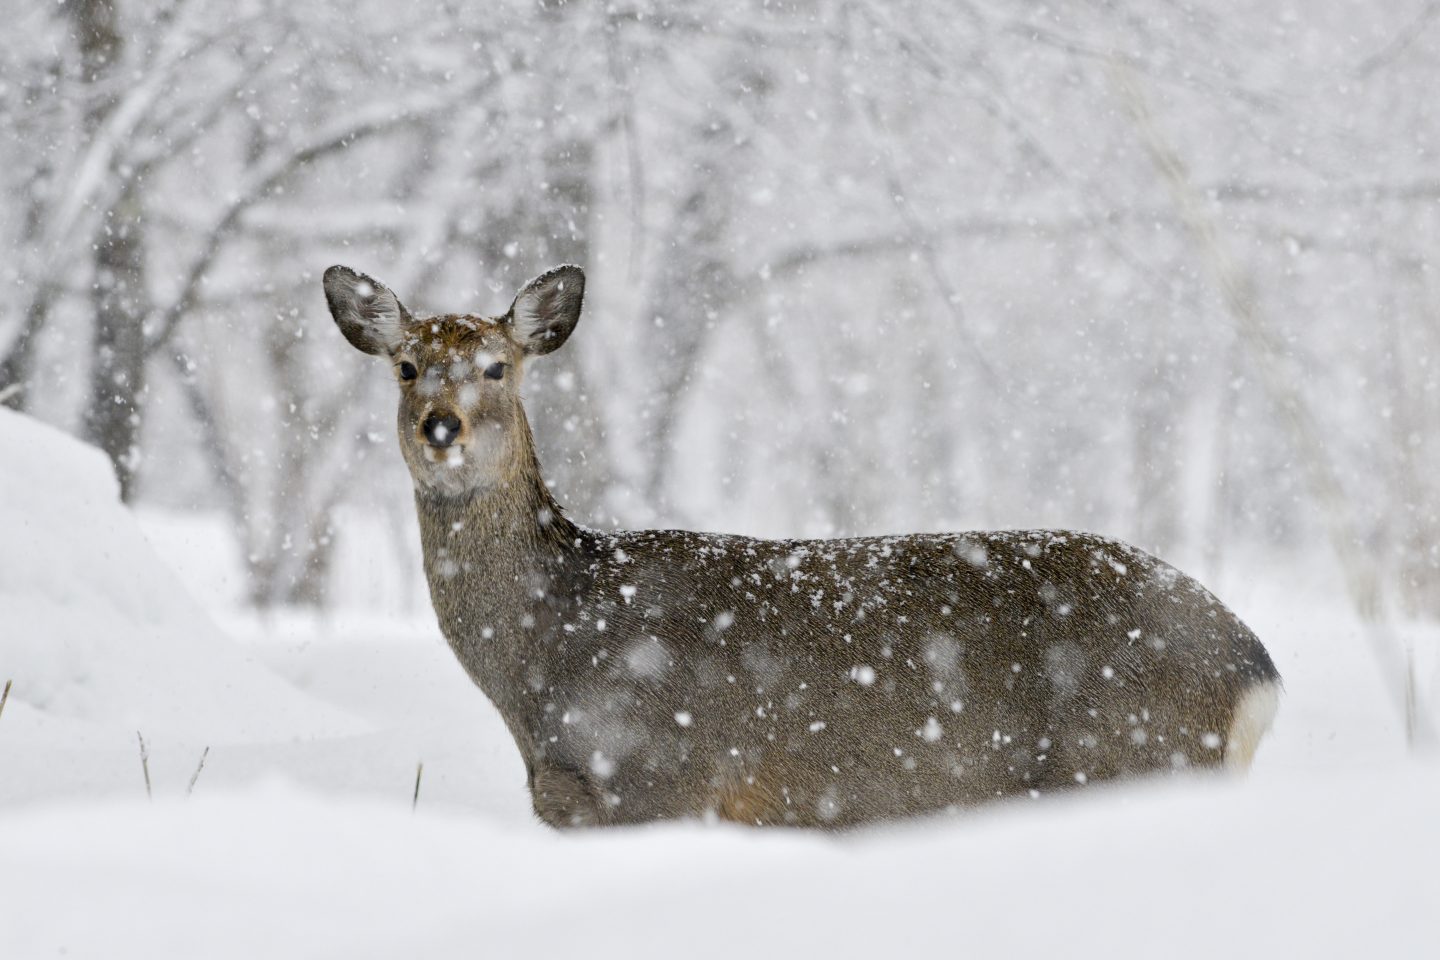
[0, 408, 359, 742]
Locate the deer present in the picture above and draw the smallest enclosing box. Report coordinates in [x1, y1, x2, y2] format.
[324, 262, 1281, 829]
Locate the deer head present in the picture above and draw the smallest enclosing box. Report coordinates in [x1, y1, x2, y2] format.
[323, 264, 585, 497]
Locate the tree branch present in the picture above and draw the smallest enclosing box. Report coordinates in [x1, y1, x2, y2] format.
[143, 82, 493, 357]
[1356, 0, 1440, 77]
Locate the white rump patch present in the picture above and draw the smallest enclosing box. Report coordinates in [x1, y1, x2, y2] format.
[1224, 681, 1280, 772]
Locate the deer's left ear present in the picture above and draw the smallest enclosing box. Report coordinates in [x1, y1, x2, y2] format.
[506, 265, 585, 356]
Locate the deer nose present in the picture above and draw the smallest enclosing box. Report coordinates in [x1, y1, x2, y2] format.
[422, 411, 463, 448]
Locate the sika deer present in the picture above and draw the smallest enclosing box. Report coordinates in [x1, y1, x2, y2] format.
[324, 263, 1280, 829]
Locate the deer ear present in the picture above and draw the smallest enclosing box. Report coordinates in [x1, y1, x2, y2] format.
[324, 265, 406, 356]
[505, 265, 585, 356]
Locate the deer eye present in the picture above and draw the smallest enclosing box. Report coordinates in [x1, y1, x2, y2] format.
[398, 361, 418, 382]
[483, 361, 507, 380]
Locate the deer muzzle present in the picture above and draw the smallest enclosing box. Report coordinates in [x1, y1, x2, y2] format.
[421, 410, 463, 449]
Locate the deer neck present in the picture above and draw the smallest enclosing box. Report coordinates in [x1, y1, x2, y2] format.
[412, 411, 583, 703]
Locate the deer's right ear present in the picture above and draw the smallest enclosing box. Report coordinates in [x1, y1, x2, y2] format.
[324, 265, 406, 356]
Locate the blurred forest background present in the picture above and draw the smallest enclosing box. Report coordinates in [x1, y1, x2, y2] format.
[1, 0, 1437, 624]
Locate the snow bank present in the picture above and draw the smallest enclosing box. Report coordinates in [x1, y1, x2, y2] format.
[3, 765, 1435, 960]
[0, 408, 359, 743]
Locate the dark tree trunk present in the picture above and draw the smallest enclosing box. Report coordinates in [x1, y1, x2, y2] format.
[0, 293, 53, 410]
[70, 0, 152, 501]
[641, 175, 733, 518]
[638, 63, 771, 521]
[0, 55, 61, 410]
[1386, 273, 1440, 620]
[1202, 335, 1241, 584]
[84, 186, 150, 501]
[475, 126, 611, 522]
[520, 135, 612, 521]
[1132, 363, 1182, 558]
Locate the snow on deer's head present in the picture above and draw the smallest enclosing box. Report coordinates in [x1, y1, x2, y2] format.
[323, 264, 585, 497]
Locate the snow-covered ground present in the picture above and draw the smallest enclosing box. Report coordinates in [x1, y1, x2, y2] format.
[1, 409, 1436, 958]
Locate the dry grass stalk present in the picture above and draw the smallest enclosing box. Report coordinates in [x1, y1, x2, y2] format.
[137, 731, 152, 800]
[187, 746, 210, 796]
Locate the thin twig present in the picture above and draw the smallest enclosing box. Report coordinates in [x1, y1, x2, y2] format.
[412, 762, 424, 812]
[137, 731, 152, 801]
[186, 746, 210, 796]
[0, 679, 11, 722]
[143, 78, 496, 357]
[1356, 0, 1440, 78]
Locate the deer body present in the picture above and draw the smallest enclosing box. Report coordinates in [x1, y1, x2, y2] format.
[326, 263, 1280, 829]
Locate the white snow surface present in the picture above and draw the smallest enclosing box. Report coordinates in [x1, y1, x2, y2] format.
[1, 409, 1437, 958]
[3, 769, 1437, 960]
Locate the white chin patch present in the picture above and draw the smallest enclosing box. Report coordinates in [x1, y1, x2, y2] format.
[422, 446, 466, 467]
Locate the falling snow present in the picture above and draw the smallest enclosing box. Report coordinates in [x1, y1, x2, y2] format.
[1, 2, 1437, 956]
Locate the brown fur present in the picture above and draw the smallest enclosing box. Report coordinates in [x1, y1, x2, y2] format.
[714, 767, 790, 826]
